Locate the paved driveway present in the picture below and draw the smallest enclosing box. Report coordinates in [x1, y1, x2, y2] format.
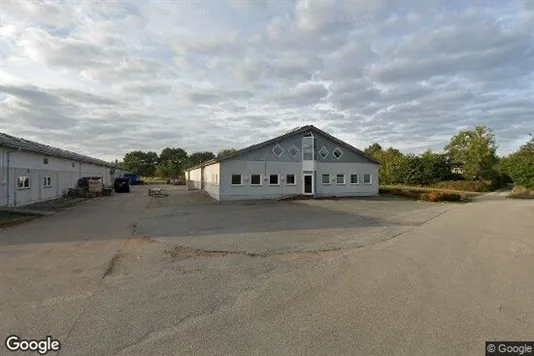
[1, 186, 533, 356]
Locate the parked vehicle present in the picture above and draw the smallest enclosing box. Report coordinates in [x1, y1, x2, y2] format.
[124, 173, 143, 185]
[114, 177, 130, 193]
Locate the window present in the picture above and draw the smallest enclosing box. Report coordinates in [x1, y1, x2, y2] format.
[336, 174, 345, 184]
[350, 174, 359, 184]
[231, 174, 242, 185]
[363, 174, 372, 184]
[272, 144, 284, 157]
[286, 174, 296, 185]
[321, 174, 330, 184]
[72, 162, 76, 168]
[43, 157, 49, 164]
[302, 137, 314, 160]
[288, 145, 299, 158]
[333, 147, 343, 160]
[17, 176, 30, 189]
[250, 174, 261, 186]
[43, 176, 52, 187]
[269, 174, 279, 185]
[215, 174, 218, 184]
[318, 146, 329, 159]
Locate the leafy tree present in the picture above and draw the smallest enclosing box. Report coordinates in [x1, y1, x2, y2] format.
[217, 148, 239, 159]
[187, 151, 215, 168]
[501, 141, 534, 188]
[122, 151, 159, 177]
[445, 126, 498, 180]
[157, 147, 188, 178]
[364, 143, 383, 158]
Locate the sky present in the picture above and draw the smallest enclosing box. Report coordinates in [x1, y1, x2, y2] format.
[0, 0, 533, 161]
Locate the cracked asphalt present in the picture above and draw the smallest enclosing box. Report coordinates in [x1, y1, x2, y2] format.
[1, 186, 533, 356]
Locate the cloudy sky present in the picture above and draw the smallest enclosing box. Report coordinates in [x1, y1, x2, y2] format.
[1, 0, 533, 161]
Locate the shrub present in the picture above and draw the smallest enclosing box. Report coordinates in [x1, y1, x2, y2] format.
[508, 186, 534, 199]
[381, 188, 463, 202]
[431, 180, 491, 192]
[421, 192, 462, 202]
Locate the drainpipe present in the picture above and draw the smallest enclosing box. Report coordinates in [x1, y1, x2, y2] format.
[6, 147, 21, 208]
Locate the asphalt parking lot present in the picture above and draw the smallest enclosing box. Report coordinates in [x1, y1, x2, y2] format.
[1, 185, 533, 356]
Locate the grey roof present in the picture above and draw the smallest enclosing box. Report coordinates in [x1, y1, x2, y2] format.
[186, 125, 381, 171]
[0, 132, 120, 168]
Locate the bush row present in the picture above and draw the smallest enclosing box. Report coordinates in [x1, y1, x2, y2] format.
[380, 188, 463, 202]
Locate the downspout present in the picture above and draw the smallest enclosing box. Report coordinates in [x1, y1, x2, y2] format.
[6, 147, 21, 208]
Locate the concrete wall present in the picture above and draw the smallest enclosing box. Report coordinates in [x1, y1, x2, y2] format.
[315, 162, 379, 197]
[202, 163, 220, 200]
[219, 160, 302, 201]
[188, 168, 202, 190]
[0, 146, 120, 207]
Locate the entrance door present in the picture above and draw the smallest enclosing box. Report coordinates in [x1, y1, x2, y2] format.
[303, 174, 313, 195]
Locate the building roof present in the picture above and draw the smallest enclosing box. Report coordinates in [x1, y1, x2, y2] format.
[186, 125, 381, 171]
[0, 132, 120, 168]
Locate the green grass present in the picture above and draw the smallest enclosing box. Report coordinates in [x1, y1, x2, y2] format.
[0, 212, 38, 229]
[141, 177, 168, 185]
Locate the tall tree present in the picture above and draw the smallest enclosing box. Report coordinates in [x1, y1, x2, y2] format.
[364, 143, 383, 158]
[187, 151, 216, 168]
[217, 148, 238, 159]
[501, 140, 534, 188]
[157, 147, 188, 178]
[122, 151, 159, 177]
[445, 126, 498, 180]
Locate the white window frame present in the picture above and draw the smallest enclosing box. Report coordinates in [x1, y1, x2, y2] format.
[336, 174, 345, 185]
[318, 146, 329, 159]
[321, 174, 330, 185]
[72, 162, 76, 168]
[302, 136, 314, 161]
[333, 147, 343, 160]
[350, 174, 359, 185]
[43, 157, 49, 165]
[17, 176, 31, 189]
[363, 174, 372, 185]
[288, 145, 299, 158]
[43, 176, 52, 188]
[250, 174, 262, 186]
[272, 144, 284, 158]
[269, 174, 280, 186]
[285, 174, 296, 186]
[231, 174, 243, 186]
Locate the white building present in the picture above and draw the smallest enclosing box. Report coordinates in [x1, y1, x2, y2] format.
[0, 133, 126, 207]
[186, 125, 381, 201]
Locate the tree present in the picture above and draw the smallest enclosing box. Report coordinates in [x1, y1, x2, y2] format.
[157, 147, 188, 178]
[364, 143, 383, 158]
[445, 126, 498, 180]
[122, 151, 159, 177]
[217, 148, 238, 159]
[187, 151, 215, 168]
[501, 141, 534, 188]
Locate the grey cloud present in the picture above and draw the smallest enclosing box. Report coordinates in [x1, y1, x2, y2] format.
[274, 82, 328, 106]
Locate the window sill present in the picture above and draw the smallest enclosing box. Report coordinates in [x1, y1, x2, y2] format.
[269, 184, 280, 186]
[363, 183, 372, 185]
[43, 186, 52, 189]
[230, 184, 243, 187]
[250, 184, 262, 187]
[350, 183, 359, 185]
[286, 183, 296, 186]
[17, 187, 31, 190]
[336, 183, 346, 185]
[321, 183, 331, 185]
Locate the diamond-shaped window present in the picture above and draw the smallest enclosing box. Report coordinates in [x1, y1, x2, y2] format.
[288, 145, 299, 158]
[272, 144, 284, 157]
[333, 147, 343, 160]
[318, 146, 329, 159]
